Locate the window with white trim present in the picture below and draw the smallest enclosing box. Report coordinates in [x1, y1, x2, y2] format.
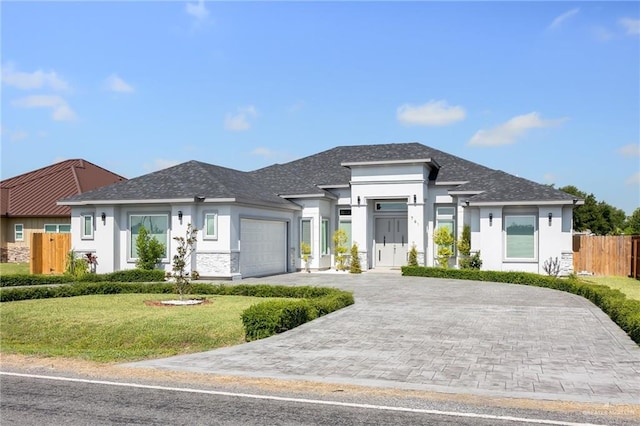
[130, 214, 169, 259]
[321, 218, 330, 255]
[339, 209, 352, 248]
[435, 206, 456, 253]
[14, 224, 24, 241]
[81, 214, 94, 239]
[204, 212, 218, 239]
[505, 215, 536, 260]
[300, 218, 311, 255]
[44, 224, 71, 233]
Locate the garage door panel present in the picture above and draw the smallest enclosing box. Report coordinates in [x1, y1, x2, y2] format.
[240, 219, 287, 278]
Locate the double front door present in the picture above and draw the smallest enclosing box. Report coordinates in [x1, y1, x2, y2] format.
[375, 217, 408, 267]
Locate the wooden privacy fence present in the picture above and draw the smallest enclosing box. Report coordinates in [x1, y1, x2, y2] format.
[31, 233, 71, 275]
[632, 236, 640, 280]
[572, 235, 635, 278]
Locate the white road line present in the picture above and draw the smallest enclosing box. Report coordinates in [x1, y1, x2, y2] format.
[0, 371, 605, 426]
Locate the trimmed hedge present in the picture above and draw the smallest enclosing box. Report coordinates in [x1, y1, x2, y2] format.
[0, 269, 167, 287]
[0, 282, 355, 342]
[401, 266, 640, 345]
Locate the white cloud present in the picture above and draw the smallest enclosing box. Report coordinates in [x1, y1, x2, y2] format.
[12, 95, 76, 121]
[626, 172, 640, 185]
[542, 173, 557, 183]
[186, 0, 209, 22]
[468, 112, 567, 147]
[593, 26, 614, 41]
[619, 18, 640, 35]
[224, 106, 257, 131]
[1, 63, 70, 91]
[10, 130, 28, 141]
[397, 100, 466, 126]
[251, 147, 277, 158]
[143, 159, 181, 172]
[617, 143, 640, 158]
[105, 74, 134, 93]
[548, 8, 580, 30]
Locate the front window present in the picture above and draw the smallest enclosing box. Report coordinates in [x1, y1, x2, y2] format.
[300, 218, 311, 256]
[14, 224, 23, 241]
[505, 215, 536, 259]
[435, 206, 456, 253]
[321, 219, 330, 255]
[130, 214, 169, 259]
[44, 224, 71, 233]
[81, 214, 94, 239]
[204, 212, 218, 239]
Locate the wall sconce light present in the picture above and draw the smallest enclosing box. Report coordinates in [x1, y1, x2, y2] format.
[357, 196, 361, 205]
[178, 210, 183, 223]
[465, 200, 470, 207]
[101, 212, 106, 224]
[548, 212, 552, 226]
[413, 194, 417, 204]
[489, 212, 493, 226]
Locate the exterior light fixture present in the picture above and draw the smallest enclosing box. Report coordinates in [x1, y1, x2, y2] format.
[357, 196, 361, 205]
[548, 212, 552, 226]
[178, 211, 183, 223]
[489, 213, 493, 226]
[101, 212, 106, 224]
[465, 200, 469, 207]
[413, 194, 417, 204]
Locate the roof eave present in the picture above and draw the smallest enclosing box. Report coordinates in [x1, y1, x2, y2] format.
[280, 192, 339, 200]
[341, 158, 440, 169]
[467, 200, 582, 207]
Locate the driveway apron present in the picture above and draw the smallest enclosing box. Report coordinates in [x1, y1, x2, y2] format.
[124, 272, 640, 404]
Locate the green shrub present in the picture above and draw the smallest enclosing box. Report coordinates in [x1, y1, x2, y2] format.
[0, 269, 166, 287]
[135, 225, 165, 270]
[349, 243, 362, 274]
[408, 243, 418, 266]
[0, 274, 70, 287]
[242, 300, 317, 341]
[400, 266, 640, 345]
[433, 227, 454, 268]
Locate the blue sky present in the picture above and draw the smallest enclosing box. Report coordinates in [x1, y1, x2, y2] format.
[1, 1, 639, 214]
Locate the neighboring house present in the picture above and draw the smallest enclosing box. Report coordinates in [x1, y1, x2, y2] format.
[1, 159, 126, 263]
[59, 143, 582, 278]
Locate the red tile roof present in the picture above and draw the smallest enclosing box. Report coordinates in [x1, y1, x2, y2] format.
[0, 159, 126, 217]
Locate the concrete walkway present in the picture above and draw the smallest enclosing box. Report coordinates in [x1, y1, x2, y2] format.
[125, 272, 640, 405]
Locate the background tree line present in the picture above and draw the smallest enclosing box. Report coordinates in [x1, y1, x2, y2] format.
[559, 185, 640, 235]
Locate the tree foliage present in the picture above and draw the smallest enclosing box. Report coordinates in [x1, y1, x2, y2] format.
[170, 224, 198, 299]
[349, 243, 362, 274]
[559, 185, 631, 235]
[433, 227, 454, 268]
[332, 229, 348, 271]
[135, 225, 165, 270]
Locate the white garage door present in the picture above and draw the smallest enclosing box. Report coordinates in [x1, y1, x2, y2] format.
[240, 219, 287, 278]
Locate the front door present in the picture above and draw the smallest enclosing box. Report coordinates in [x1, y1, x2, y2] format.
[375, 217, 408, 267]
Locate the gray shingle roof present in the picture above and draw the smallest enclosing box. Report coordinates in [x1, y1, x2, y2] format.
[62, 143, 577, 205]
[60, 161, 295, 207]
[251, 142, 496, 190]
[455, 170, 576, 203]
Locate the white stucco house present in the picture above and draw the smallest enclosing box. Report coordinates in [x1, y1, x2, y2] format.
[59, 143, 582, 279]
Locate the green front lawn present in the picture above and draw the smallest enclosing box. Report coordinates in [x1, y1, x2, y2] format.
[0, 293, 278, 362]
[0, 262, 29, 275]
[580, 275, 640, 301]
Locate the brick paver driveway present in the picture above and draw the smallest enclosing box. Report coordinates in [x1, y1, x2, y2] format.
[126, 272, 640, 404]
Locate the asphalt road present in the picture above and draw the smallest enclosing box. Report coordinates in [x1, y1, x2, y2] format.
[1, 372, 634, 426]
